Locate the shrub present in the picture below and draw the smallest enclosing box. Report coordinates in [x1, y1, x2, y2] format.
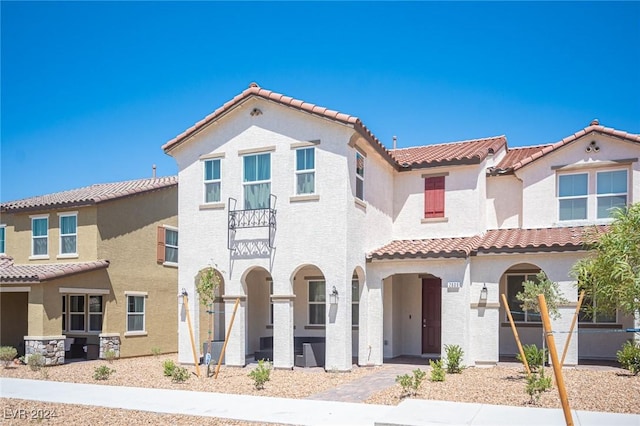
[525, 368, 553, 404]
[171, 366, 190, 383]
[163, 359, 177, 377]
[93, 365, 115, 380]
[444, 344, 465, 374]
[27, 353, 45, 372]
[151, 347, 162, 357]
[249, 359, 272, 390]
[617, 341, 640, 375]
[0, 346, 18, 368]
[429, 359, 445, 382]
[395, 368, 426, 397]
[104, 349, 117, 363]
[516, 344, 546, 373]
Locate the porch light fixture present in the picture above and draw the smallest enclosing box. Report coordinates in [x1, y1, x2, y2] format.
[329, 286, 339, 305]
[480, 284, 488, 301]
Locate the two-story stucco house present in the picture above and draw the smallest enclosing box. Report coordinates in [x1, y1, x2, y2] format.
[163, 83, 639, 371]
[0, 176, 179, 364]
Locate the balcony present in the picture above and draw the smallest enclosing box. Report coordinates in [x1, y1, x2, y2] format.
[228, 195, 277, 250]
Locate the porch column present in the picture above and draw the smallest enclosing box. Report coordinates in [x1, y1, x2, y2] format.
[272, 294, 295, 369]
[324, 271, 352, 372]
[222, 294, 246, 366]
[364, 275, 383, 366]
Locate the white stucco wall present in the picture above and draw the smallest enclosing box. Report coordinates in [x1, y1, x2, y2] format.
[486, 174, 522, 229]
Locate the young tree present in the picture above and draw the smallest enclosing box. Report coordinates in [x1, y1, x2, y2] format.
[572, 203, 640, 330]
[516, 272, 568, 320]
[195, 265, 222, 373]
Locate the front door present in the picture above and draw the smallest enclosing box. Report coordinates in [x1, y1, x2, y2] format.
[422, 278, 442, 354]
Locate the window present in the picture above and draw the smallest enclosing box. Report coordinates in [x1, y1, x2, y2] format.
[244, 153, 271, 209]
[89, 295, 103, 332]
[352, 277, 360, 326]
[204, 159, 221, 203]
[157, 226, 178, 264]
[505, 273, 541, 322]
[31, 216, 48, 256]
[59, 213, 77, 255]
[0, 225, 5, 254]
[579, 295, 616, 324]
[308, 280, 325, 325]
[269, 280, 274, 325]
[61, 293, 105, 333]
[558, 173, 588, 221]
[424, 176, 445, 218]
[355, 152, 364, 200]
[597, 170, 627, 219]
[69, 295, 85, 331]
[295, 147, 315, 194]
[62, 296, 66, 331]
[127, 296, 145, 332]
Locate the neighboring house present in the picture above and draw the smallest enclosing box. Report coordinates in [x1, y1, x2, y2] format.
[163, 83, 639, 371]
[0, 177, 178, 364]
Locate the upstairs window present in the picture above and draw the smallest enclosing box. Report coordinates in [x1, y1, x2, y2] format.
[59, 213, 77, 255]
[424, 176, 445, 218]
[558, 173, 588, 221]
[157, 226, 178, 265]
[31, 216, 48, 256]
[355, 152, 365, 200]
[295, 147, 315, 194]
[0, 225, 5, 254]
[244, 153, 271, 209]
[596, 170, 627, 219]
[308, 280, 326, 325]
[204, 159, 221, 203]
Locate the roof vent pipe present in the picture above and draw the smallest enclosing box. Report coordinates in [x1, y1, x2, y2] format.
[393, 135, 397, 150]
[152, 164, 157, 179]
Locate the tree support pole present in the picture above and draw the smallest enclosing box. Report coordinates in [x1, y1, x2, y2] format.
[214, 298, 240, 379]
[501, 293, 531, 376]
[182, 292, 201, 378]
[560, 290, 585, 367]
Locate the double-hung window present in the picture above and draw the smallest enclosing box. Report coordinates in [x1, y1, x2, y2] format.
[69, 295, 86, 331]
[88, 295, 103, 331]
[127, 295, 145, 332]
[164, 228, 178, 264]
[578, 295, 616, 324]
[31, 216, 48, 257]
[204, 159, 221, 203]
[352, 277, 360, 326]
[424, 176, 445, 218]
[61, 294, 104, 332]
[0, 225, 5, 254]
[505, 273, 541, 322]
[243, 153, 271, 209]
[355, 152, 365, 200]
[295, 147, 315, 194]
[308, 280, 326, 325]
[558, 173, 588, 221]
[59, 213, 77, 255]
[596, 170, 627, 219]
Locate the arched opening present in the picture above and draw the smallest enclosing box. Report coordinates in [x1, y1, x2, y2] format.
[291, 264, 326, 367]
[352, 267, 365, 359]
[194, 267, 225, 362]
[244, 266, 273, 361]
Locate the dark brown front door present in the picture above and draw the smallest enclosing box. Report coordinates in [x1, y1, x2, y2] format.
[422, 278, 442, 354]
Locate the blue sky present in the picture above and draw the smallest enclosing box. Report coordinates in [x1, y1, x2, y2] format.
[2, 1, 639, 202]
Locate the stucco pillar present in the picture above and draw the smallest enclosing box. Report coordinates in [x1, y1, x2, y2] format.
[178, 291, 200, 365]
[324, 272, 352, 371]
[272, 295, 295, 369]
[223, 295, 246, 366]
[27, 286, 45, 337]
[362, 274, 383, 366]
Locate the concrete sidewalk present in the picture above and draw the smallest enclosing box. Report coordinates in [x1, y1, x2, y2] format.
[1, 377, 639, 426]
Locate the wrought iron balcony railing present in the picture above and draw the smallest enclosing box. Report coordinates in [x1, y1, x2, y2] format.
[227, 195, 277, 250]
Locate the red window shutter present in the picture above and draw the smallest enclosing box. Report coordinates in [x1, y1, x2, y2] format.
[424, 176, 445, 218]
[157, 226, 165, 263]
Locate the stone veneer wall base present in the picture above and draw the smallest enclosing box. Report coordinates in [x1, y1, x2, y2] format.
[23, 335, 65, 366]
[99, 333, 121, 359]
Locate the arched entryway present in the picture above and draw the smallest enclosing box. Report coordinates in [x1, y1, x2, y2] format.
[291, 264, 326, 367]
[244, 266, 273, 361]
[194, 266, 225, 363]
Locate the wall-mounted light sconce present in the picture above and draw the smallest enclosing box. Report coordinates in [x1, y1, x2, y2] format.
[178, 288, 188, 304]
[480, 284, 488, 301]
[329, 286, 339, 304]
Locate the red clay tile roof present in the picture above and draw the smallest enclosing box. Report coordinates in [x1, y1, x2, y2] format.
[490, 144, 553, 174]
[1, 176, 177, 213]
[390, 136, 507, 168]
[490, 120, 640, 174]
[368, 226, 607, 260]
[0, 256, 110, 283]
[162, 82, 396, 166]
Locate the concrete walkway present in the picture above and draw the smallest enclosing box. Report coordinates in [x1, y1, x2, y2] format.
[2, 376, 639, 426]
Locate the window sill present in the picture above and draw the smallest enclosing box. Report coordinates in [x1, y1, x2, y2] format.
[354, 198, 367, 211]
[577, 323, 622, 329]
[163, 261, 178, 268]
[304, 325, 326, 330]
[57, 254, 79, 259]
[500, 322, 542, 328]
[124, 331, 147, 337]
[29, 255, 49, 260]
[421, 217, 448, 224]
[199, 202, 225, 210]
[290, 194, 320, 203]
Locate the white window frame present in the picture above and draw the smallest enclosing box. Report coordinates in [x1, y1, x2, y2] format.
[295, 147, 315, 195]
[204, 158, 222, 203]
[579, 295, 617, 324]
[243, 153, 271, 209]
[30, 215, 49, 258]
[88, 295, 103, 332]
[307, 280, 326, 325]
[58, 212, 78, 257]
[505, 273, 541, 323]
[355, 152, 365, 201]
[126, 294, 146, 334]
[352, 277, 360, 327]
[558, 172, 588, 222]
[596, 169, 628, 219]
[164, 226, 178, 265]
[0, 224, 5, 255]
[68, 294, 86, 332]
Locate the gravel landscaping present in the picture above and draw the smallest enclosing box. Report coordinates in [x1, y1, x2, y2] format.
[0, 354, 638, 425]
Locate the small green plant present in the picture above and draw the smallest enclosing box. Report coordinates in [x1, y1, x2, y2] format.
[27, 353, 45, 371]
[104, 349, 117, 363]
[171, 366, 190, 383]
[525, 368, 553, 404]
[151, 347, 162, 357]
[516, 272, 568, 321]
[444, 344, 465, 374]
[395, 368, 426, 397]
[93, 365, 115, 380]
[429, 359, 445, 382]
[248, 359, 272, 390]
[516, 344, 547, 373]
[163, 359, 177, 377]
[0, 346, 18, 368]
[617, 341, 640, 375]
